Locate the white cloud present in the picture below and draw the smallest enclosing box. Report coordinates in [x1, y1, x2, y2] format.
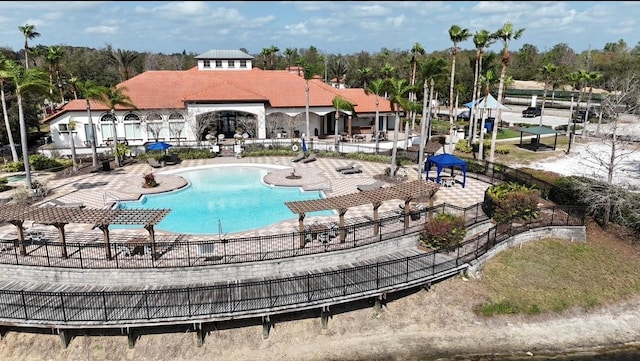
[85, 25, 118, 35]
[284, 22, 309, 35]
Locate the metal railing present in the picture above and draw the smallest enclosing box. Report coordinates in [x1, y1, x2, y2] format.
[0, 205, 584, 325]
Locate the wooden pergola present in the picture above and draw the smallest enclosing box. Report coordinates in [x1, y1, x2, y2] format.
[0, 204, 170, 260]
[285, 179, 439, 248]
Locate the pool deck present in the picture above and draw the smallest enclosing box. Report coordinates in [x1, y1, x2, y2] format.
[0, 156, 490, 240]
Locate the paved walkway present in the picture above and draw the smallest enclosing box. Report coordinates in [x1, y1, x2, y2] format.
[0, 156, 490, 240]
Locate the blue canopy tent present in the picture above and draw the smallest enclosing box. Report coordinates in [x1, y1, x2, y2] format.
[425, 153, 467, 188]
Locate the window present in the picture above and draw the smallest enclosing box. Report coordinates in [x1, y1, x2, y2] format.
[228, 60, 235, 67]
[58, 124, 69, 132]
[203, 60, 210, 68]
[240, 60, 247, 68]
[215, 60, 222, 68]
[100, 113, 117, 141]
[123, 113, 142, 139]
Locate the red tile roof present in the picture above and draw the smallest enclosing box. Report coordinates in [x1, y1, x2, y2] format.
[44, 67, 392, 123]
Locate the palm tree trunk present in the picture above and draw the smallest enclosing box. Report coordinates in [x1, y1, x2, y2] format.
[448, 50, 457, 153]
[374, 99, 380, 153]
[1, 80, 19, 162]
[17, 92, 32, 189]
[489, 64, 508, 163]
[305, 81, 310, 141]
[390, 112, 400, 177]
[469, 54, 482, 146]
[85, 101, 98, 167]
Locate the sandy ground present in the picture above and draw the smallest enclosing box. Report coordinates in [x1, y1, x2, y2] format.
[0, 277, 639, 361]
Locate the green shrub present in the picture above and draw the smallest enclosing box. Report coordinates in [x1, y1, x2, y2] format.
[28, 154, 67, 171]
[420, 213, 467, 251]
[1, 161, 24, 172]
[495, 144, 511, 154]
[483, 182, 540, 223]
[455, 139, 473, 153]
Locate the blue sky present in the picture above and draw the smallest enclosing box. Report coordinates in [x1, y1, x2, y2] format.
[0, 1, 638, 56]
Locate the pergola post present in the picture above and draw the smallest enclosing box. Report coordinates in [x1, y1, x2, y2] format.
[10, 221, 26, 256]
[145, 225, 157, 261]
[372, 203, 381, 236]
[298, 214, 306, 248]
[54, 224, 68, 259]
[338, 209, 347, 243]
[403, 200, 411, 229]
[99, 224, 112, 260]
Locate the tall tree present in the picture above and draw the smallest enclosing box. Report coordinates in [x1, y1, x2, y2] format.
[45, 46, 65, 103]
[385, 78, 414, 177]
[283, 48, 296, 71]
[18, 24, 40, 69]
[447, 25, 472, 152]
[469, 29, 495, 146]
[539, 63, 558, 126]
[408, 43, 425, 129]
[95, 86, 136, 167]
[477, 70, 499, 160]
[3, 61, 49, 189]
[0, 56, 19, 162]
[75, 80, 109, 167]
[298, 60, 321, 141]
[110, 49, 139, 81]
[364, 78, 388, 153]
[488, 22, 525, 163]
[331, 96, 355, 150]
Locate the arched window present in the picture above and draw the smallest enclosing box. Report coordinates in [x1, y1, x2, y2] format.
[145, 113, 166, 141]
[123, 113, 142, 140]
[168, 113, 185, 141]
[100, 113, 117, 142]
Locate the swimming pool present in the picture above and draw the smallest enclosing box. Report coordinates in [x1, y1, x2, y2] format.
[116, 166, 331, 235]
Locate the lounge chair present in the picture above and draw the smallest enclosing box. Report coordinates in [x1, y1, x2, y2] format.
[341, 165, 362, 174]
[357, 180, 385, 192]
[42, 199, 86, 209]
[147, 158, 163, 168]
[164, 153, 181, 165]
[291, 153, 306, 162]
[335, 162, 356, 172]
[301, 153, 317, 163]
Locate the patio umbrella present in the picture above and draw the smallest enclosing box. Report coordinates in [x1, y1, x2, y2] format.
[146, 142, 172, 151]
[301, 137, 308, 152]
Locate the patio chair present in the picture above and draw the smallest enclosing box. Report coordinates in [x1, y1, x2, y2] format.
[335, 162, 357, 172]
[357, 180, 385, 192]
[147, 158, 163, 168]
[341, 165, 362, 175]
[164, 153, 181, 166]
[291, 153, 306, 162]
[300, 153, 317, 163]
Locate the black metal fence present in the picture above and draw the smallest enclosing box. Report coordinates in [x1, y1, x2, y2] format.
[0, 205, 584, 325]
[0, 202, 488, 269]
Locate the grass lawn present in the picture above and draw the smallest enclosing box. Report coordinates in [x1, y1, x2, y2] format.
[474, 220, 640, 316]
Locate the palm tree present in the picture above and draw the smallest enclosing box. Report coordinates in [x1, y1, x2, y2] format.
[331, 96, 355, 150]
[3, 62, 49, 189]
[110, 49, 139, 81]
[447, 25, 471, 151]
[0, 56, 19, 162]
[260, 47, 270, 69]
[409, 43, 425, 128]
[18, 24, 40, 69]
[95, 86, 137, 167]
[488, 22, 525, 163]
[364, 78, 387, 153]
[328, 55, 349, 89]
[357, 66, 373, 88]
[538, 63, 558, 126]
[469, 29, 495, 146]
[477, 70, 499, 160]
[298, 60, 321, 140]
[45, 46, 65, 103]
[385, 78, 414, 177]
[75, 80, 109, 167]
[283, 48, 296, 71]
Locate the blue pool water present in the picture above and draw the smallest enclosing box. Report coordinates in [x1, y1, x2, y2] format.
[116, 166, 331, 235]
